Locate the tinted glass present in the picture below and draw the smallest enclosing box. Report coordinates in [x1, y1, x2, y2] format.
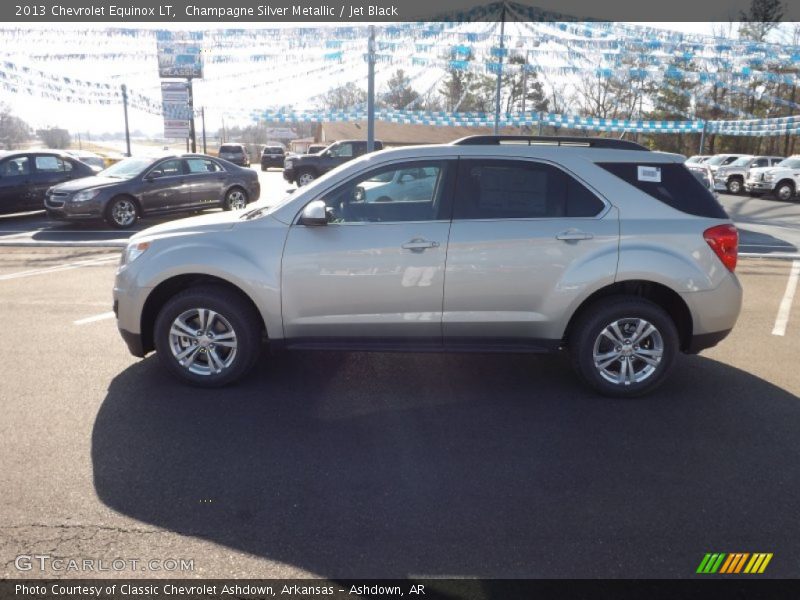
[454, 159, 604, 220]
[597, 162, 728, 219]
[753, 158, 769, 168]
[318, 160, 450, 223]
[219, 145, 243, 153]
[1, 157, 29, 177]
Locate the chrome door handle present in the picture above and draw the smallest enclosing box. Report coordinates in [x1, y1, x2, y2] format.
[556, 229, 593, 241]
[402, 239, 440, 251]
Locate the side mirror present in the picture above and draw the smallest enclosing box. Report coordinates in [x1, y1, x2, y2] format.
[146, 171, 162, 181]
[299, 200, 329, 226]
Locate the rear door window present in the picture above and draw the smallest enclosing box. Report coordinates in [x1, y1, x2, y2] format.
[453, 159, 605, 220]
[597, 162, 728, 218]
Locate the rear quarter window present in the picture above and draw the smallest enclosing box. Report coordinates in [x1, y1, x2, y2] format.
[597, 162, 728, 219]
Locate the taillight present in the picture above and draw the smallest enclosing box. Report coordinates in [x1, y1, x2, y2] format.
[704, 224, 738, 272]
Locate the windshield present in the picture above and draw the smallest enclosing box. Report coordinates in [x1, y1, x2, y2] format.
[704, 155, 729, 166]
[98, 157, 152, 179]
[777, 158, 800, 169]
[730, 157, 752, 167]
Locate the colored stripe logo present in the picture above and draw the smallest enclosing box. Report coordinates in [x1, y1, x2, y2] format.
[697, 553, 773, 574]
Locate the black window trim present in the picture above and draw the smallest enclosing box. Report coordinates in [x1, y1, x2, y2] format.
[450, 156, 611, 222]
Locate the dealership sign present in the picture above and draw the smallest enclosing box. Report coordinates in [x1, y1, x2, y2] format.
[161, 81, 191, 138]
[156, 30, 203, 79]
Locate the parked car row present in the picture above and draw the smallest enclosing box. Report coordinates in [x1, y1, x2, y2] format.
[686, 153, 799, 200]
[0, 149, 260, 227]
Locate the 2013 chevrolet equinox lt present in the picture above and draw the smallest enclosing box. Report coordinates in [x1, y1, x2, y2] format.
[113, 136, 742, 397]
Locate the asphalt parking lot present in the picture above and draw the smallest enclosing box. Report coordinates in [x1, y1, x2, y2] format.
[1, 173, 800, 579]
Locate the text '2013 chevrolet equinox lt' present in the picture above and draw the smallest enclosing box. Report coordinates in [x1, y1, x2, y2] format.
[113, 136, 742, 397]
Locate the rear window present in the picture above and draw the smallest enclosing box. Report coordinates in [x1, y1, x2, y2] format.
[219, 145, 243, 153]
[597, 162, 728, 219]
[263, 147, 283, 154]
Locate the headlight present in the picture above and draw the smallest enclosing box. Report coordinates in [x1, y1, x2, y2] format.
[71, 189, 100, 203]
[764, 173, 774, 182]
[284, 160, 293, 168]
[120, 241, 150, 266]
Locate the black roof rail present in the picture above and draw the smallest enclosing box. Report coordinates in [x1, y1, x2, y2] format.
[451, 135, 649, 151]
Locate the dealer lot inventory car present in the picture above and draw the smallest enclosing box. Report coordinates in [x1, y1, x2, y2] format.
[714, 155, 783, 194]
[260, 146, 286, 170]
[745, 155, 800, 200]
[114, 136, 741, 397]
[46, 154, 259, 228]
[217, 143, 250, 167]
[0, 150, 96, 215]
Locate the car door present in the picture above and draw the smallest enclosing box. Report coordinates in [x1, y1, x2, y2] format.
[139, 158, 190, 213]
[443, 158, 619, 348]
[281, 159, 456, 346]
[0, 156, 34, 213]
[185, 157, 226, 207]
[30, 155, 75, 205]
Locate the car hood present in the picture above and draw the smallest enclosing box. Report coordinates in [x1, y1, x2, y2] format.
[51, 176, 123, 192]
[131, 210, 240, 241]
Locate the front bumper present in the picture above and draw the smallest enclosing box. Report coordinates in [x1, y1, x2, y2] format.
[745, 181, 773, 192]
[119, 327, 145, 357]
[283, 168, 295, 183]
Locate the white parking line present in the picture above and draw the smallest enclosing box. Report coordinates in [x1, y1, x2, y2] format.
[74, 311, 116, 325]
[772, 260, 800, 336]
[0, 256, 118, 281]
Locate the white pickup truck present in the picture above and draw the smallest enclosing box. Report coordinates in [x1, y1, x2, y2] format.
[745, 156, 800, 200]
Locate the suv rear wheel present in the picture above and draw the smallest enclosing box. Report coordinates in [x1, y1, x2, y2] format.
[154, 286, 262, 387]
[569, 297, 678, 397]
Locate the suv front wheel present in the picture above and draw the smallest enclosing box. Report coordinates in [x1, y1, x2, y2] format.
[154, 286, 262, 387]
[569, 297, 678, 397]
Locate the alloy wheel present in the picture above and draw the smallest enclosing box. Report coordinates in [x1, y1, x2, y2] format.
[168, 308, 238, 376]
[111, 199, 136, 227]
[592, 317, 664, 386]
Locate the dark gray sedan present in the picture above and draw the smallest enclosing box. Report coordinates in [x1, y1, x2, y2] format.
[45, 154, 260, 228]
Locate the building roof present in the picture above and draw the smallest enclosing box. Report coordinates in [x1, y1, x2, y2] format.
[320, 121, 524, 146]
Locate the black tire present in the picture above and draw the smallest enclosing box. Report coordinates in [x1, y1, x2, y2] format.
[223, 187, 248, 211]
[154, 285, 262, 387]
[774, 181, 795, 202]
[568, 296, 679, 398]
[726, 177, 743, 195]
[105, 196, 139, 229]
[296, 169, 317, 187]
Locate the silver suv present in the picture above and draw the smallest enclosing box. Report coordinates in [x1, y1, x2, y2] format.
[113, 136, 742, 397]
